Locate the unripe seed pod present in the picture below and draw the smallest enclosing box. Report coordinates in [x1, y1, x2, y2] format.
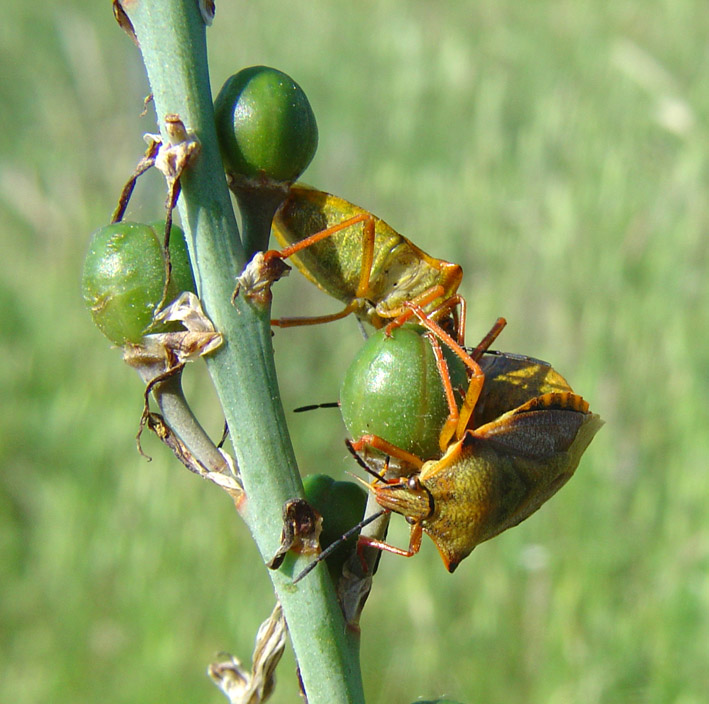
[302, 474, 367, 581]
[341, 327, 469, 459]
[81, 221, 196, 345]
[214, 65, 318, 183]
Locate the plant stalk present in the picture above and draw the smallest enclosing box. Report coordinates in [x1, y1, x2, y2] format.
[119, 1, 364, 701]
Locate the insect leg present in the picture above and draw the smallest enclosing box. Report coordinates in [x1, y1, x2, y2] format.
[267, 212, 370, 260]
[382, 284, 447, 334]
[357, 521, 423, 560]
[265, 212, 377, 327]
[350, 434, 424, 472]
[467, 316, 507, 362]
[270, 302, 360, 327]
[353, 215, 376, 300]
[425, 333, 461, 452]
[399, 305, 509, 441]
[425, 293, 467, 345]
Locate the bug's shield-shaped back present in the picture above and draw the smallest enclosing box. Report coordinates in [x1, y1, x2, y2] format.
[271, 185, 461, 326]
[421, 392, 603, 572]
[473, 354, 574, 427]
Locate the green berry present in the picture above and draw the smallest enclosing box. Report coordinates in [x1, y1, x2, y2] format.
[340, 327, 469, 459]
[81, 221, 196, 345]
[302, 474, 367, 581]
[214, 65, 318, 183]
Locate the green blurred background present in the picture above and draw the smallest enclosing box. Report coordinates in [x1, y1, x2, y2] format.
[2, 1, 708, 702]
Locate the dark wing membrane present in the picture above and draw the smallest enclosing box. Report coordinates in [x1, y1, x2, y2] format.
[473, 392, 595, 459]
[460, 396, 603, 540]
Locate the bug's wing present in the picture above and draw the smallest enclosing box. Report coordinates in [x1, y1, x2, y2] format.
[272, 185, 364, 301]
[473, 355, 575, 427]
[425, 393, 602, 572]
[475, 392, 592, 453]
[471, 392, 602, 523]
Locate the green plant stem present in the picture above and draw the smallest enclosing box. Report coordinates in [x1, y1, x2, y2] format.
[135, 365, 228, 474]
[120, 2, 364, 702]
[232, 182, 290, 258]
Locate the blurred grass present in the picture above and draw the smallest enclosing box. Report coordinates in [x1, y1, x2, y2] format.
[2, 1, 708, 702]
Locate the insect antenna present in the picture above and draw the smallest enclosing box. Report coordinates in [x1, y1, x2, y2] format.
[292, 508, 388, 583]
[345, 438, 390, 483]
[217, 420, 229, 449]
[293, 401, 340, 413]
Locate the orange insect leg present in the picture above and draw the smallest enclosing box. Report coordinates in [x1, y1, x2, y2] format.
[449, 316, 508, 438]
[350, 434, 424, 472]
[400, 302, 483, 376]
[425, 333, 461, 452]
[354, 216, 376, 300]
[266, 212, 370, 261]
[424, 293, 467, 345]
[357, 521, 423, 560]
[271, 301, 360, 328]
[383, 285, 447, 334]
[443, 294, 467, 346]
[468, 316, 507, 362]
[397, 305, 508, 445]
[265, 212, 378, 328]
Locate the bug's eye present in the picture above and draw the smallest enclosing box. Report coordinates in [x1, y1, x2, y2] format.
[407, 476, 419, 491]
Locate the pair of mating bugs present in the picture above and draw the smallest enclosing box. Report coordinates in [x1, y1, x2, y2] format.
[263, 185, 602, 575]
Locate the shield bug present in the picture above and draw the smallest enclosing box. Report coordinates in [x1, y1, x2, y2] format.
[263, 185, 464, 332]
[349, 309, 603, 572]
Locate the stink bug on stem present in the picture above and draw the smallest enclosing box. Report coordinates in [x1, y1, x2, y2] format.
[346, 306, 603, 572]
[263, 185, 465, 336]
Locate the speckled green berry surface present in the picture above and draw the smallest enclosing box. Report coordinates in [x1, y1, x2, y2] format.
[81, 221, 195, 345]
[341, 327, 468, 459]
